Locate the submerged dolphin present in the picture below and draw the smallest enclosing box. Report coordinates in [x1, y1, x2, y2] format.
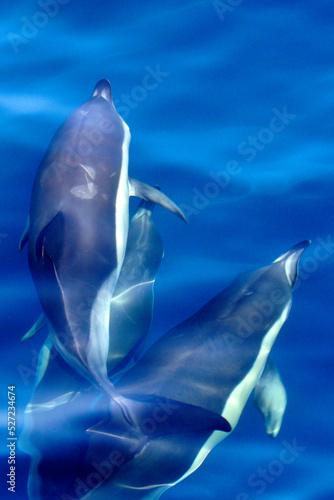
[254, 356, 287, 438]
[20, 79, 186, 410]
[54, 240, 309, 499]
[19, 328, 230, 500]
[107, 195, 164, 375]
[18, 339, 100, 500]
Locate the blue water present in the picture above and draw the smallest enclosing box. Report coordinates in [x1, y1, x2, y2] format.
[1, 1, 334, 498]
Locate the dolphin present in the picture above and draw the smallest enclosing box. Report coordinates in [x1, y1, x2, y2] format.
[19, 338, 230, 500]
[254, 356, 287, 438]
[107, 195, 164, 375]
[54, 240, 309, 499]
[20, 79, 186, 414]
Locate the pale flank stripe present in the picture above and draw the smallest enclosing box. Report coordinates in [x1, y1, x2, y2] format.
[87, 118, 131, 388]
[115, 120, 131, 267]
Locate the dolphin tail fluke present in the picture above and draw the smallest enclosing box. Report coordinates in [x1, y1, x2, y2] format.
[21, 313, 47, 342]
[129, 178, 187, 222]
[66, 396, 231, 500]
[19, 215, 30, 251]
[97, 377, 138, 428]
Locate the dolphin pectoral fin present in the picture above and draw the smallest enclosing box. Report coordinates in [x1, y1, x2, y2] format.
[19, 215, 30, 251]
[21, 313, 47, 342]
[253, 357, 287, 438]
[128, 178, 187, 222]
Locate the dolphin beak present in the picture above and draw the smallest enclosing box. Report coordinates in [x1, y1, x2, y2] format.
[274, 240, 311, 289]
[92, 79, 112, 103]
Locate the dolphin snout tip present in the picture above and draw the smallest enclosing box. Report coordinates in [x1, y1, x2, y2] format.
[92, 79, 112, 103]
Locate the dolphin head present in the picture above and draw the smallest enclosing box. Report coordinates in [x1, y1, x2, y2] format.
[272, 240, 311, 290]
[253, 240, 311, 319]
[92, 79, 112, 103]
[220, 240, 311, 333]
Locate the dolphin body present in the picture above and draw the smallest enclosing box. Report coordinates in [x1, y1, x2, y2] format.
[20, 80, 185, 408]
[107, 196, 164, 375]
[55, 240, 308, 499]
[19, 196, 173, 500]
[19, 241, 308, 499]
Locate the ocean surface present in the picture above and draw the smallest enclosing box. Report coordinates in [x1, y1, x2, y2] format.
[1, 1, 334, 499]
